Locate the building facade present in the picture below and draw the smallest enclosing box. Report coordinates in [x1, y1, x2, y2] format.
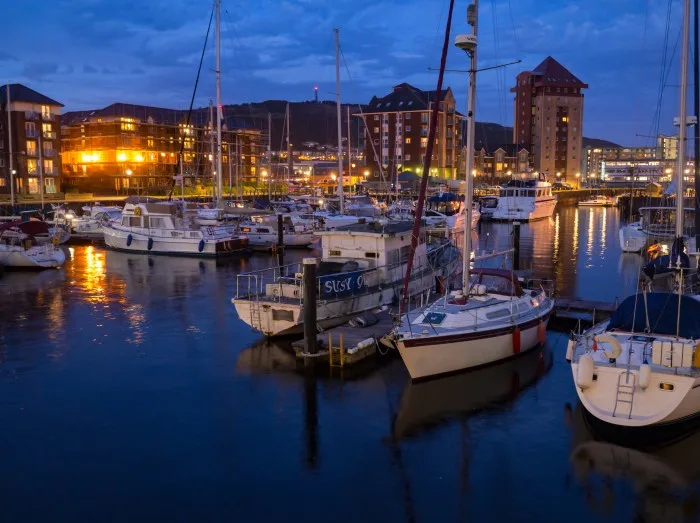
[0, 84, 64, 198]
[473, 144, 533, 182]
[61, 103, 264, 194]
[600, 159, 694, 186]
[359, 83, 461, 181]
[511, 57, 587, 181]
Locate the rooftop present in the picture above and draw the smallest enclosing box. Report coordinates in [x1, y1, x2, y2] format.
[320, 221, 415, 236]
[365, 83, 453, 113]
[0, 83, 63, 107]
[530, 56, 588, 88]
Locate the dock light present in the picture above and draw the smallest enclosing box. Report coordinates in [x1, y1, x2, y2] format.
[126, 169, 133, 176]
[507, 170, 512, 176]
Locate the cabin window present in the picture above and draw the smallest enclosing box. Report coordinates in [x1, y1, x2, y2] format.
[148, 217, 165, 229]
[272, 309, 294, 321]
[365, 252, 379, 258]
[485, 308, 510, 320]
[329, 249, 342, 256]
[527, 189, 535, 197]
[422, 312, 446, 325]
[124, 216, 142, 227]
[258, 228, 270, 233]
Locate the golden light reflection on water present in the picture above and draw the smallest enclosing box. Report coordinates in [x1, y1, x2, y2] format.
[553, 213, 560, 263]
[586, 208, 594, 259]
[601, 207, 607, 252]
[572, 208, 579, 258]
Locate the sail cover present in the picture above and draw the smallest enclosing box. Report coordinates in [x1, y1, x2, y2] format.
[608, 293, 700, 339]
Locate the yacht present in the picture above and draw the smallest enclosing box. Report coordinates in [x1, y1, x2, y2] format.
[240, 214, 316, 249]
[578, 195, 615, 207]
[101, 199, 249, 256]
[232, 221, 461, 337]
[392, 269, 553, 380]
[61, 204, 122, 240]
[490, 179, 557, 221]
[0, 224, 66, 269]
[619, 220, 646, 253]
[345, 195, 384, 217]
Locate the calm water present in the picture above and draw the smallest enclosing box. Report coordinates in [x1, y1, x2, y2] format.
[0, 205, 696, 523]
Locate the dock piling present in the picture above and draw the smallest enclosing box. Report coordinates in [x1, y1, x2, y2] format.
[303, 257, 317, 355]
[277, 213, 285, 266]
[513, 221, 521, 270]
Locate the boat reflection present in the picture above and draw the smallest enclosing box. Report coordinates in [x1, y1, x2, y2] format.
[567, 403, 700, 520]
[236, 338, 298, 376]
[393, 345, 551, 440]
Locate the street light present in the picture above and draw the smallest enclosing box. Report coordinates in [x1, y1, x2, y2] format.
[556, 172, 561, 178]
[363, 170, 370, 177]
[126, 169, 133, 176]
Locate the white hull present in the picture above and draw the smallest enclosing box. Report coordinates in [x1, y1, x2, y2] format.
[244, 231, 316, 248]
[102, 225, 246, 257]
[396, 316, 549, 380]
[619, 223, 646, 252]
[491, 198, 557, 221]
[572, 363, 700, 428]
[0, 244, 65, 269]
[233, 270, 438, 337]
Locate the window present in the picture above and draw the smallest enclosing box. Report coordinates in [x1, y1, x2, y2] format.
[329, 249, 341, 256]
[43, 141, 53, 156]
[562, 116, 568, 123]
[43, 159, 54, 174]
[421, 113, 429, 123]
[44, 177, 56, 194]
[563, 88, 568, 93]
[420, 137, 428, 147]
[0, 177, 5, 187]
[405, 113, 411, 120]
[374, 115, 379, 121]
[405, 125, 411, 132]
[27, 158, 37, 173]
[365, 252, 379, 258]
[404, 137, 411, 145]
[374, 127, 379, 133]
[27, 177, 39, 194]
[128, 217, 142, 227]
[148, 217, 165, 228]
[147, 137, 155, 148]
[405, 154, 411, 161]
[373, 139, 379, 145]
[41, 105, 51, 119]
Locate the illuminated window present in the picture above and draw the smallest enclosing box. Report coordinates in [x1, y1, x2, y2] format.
[42, 123, 52, 133]
[26, 140, 36, 156]
[562, 116, 568, 123]
[41, 105, 51, 119]
[420, 137, 428, 147]
[147, 137, 155, 148]
[405, 137, 411, 144]
[27, 177, 39, 194]
[25, 122, 36, 137]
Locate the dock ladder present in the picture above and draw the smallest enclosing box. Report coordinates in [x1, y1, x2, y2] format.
[612, 371, 636, 419]
[328, 333, 345, 368]
[249, 298, 263, 332]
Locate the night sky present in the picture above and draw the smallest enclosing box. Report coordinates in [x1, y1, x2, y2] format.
[0, 0, 688, 146]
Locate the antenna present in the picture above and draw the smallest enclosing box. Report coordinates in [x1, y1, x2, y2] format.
[314, 85, 319, 103]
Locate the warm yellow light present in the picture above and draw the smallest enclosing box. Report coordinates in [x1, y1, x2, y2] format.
[126, 169, 133, 176]
[665, 168, 672, 174]
[135, 154, 144, 162]
[117, 152, 127, 162]
[471, 169, 477, 175]
[331, 173, 337, 181]
[161, 152, 166, 157]
[507, 170, 512, 175]
[556, 172, 561, 177]
[562, 116, 568, 122]
[575, 172, 580, 177]
[351, 163, 356, 168]
[685, 169, 690, 174]
[363, 170, 370, 176]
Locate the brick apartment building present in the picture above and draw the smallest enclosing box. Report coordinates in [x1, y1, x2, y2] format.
[359, 83, 462, 182]
[0, 84, 64, 198]
[511, 57, 588, 181]
[61, 103, 264, 194]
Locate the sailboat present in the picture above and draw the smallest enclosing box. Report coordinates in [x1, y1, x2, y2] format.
[391, 0, 553, 381]
[569, 0, 700, 438]
[102, 0, 248, 257]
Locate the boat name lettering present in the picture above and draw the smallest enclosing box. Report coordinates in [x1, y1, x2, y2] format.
[320, 271, 366, 297]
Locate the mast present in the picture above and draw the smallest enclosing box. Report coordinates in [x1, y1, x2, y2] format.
[462, 0, 478, 291]
[677, 0, 690, 242]
[286, 103, 292, 186]
[335, 28, 344, 214]
[209, 99, 215, 198]
[215, 0, 223, 207]
[399, 0, 456, 313]
[6, 85, 14, 211]
[38, 130, 44, 210]
[694, 0, 700, 249]
[268, 111, 272, 200]
[347, 105, 352, 183]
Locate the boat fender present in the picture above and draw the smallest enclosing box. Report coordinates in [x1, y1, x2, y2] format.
[566, 337, 575, 363]
[694, 342, 700, 368]
[147, 238, 154, 251]
[198, 239, 205, 252]
[126, 234, 133, 247]
[595, 333, 622, 360]
[576, 353, 595, 389]
[537, 320, 547, 345]
[512, 327, 521, 354]
[639, 363, 652, 390]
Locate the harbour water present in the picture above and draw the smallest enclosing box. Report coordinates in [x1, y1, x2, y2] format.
[1, 205, 697, 522]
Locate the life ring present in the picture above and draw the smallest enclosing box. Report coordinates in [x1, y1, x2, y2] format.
[594, 333, 622, 360]
[133, 206, 142, 216]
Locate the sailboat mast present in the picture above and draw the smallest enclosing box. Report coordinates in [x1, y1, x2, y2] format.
[335, 28, 344, 214]
[347, 105, 352, 182]
[268, 111, 272, 200]
[677, 0, 690, 240]
[694, 0, 699, 248]
[6, 85, 14, 210]
[462, 0, 479, 290]
[215, 0, 223, 207]
[209, 99, 215, 197]
[286, 103, 292, 186]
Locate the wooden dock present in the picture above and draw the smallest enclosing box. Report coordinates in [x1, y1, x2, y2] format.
[292, 308, 396, 367]
[552, 297, 618, 324]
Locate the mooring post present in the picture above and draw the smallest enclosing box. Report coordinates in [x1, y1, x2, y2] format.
[513, 221, 521, 271]
[303, 257, 317, 355]
[277, 213, 284, 266]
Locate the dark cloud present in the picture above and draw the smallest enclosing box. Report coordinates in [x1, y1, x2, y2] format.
[23, 62, 59, 81]
[83, 64, 98, 73]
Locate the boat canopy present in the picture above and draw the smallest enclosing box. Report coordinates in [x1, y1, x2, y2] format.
[608, 293, 700, 339]
[428, 192, 461, 203]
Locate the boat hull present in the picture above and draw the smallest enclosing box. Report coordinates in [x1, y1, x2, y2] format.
[396, 314, 550, 380]
[490, 198, 557, 221]
[102, 226, 248, 257]
[244, 232, 316, 248]
[0, 246, 65, 269]
[619, 226, 646, 252]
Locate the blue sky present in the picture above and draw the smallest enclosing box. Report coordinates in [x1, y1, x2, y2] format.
[0, 0, 688, 145]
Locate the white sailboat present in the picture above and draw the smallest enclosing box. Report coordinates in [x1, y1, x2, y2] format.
[569, 0, 700, 438]
[392, 0, 553, 381]
[0, 225, 65, 269]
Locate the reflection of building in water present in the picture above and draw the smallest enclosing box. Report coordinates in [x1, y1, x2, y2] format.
[393, 347, 550, 440]
[568, 404, 700, 521]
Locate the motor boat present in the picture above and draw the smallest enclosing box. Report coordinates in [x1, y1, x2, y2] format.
[345, 195, 385, 217]
[0, 224, 66, 269]
[232, 221, 462, 337]
[578, 195, 616, 207]
[490, 179, 557, 221]
[240, 214, 316, 249]
[391, 268, 553, 380]
[60, 204, 122, 241]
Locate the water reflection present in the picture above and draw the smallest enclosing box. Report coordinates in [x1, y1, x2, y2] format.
[567, 404, 700, 521]
[393, 346, 551, 440]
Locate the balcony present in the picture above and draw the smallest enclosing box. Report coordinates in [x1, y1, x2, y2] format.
[42, 113, 54, 121]
[43, 131, 56, 140]
[43, 149, 57, 158]
[25, 129, 37, 138]
[24, 111, 40, 120]
[44, 168, 58, 175]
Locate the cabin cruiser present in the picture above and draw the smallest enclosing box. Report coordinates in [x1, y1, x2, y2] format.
[101, 199, 249, 256]
[478, 195, 499, 219]
[60, 204, 122, 240]
[0, 224, 66, 269]
[240, 214, 316, 249]
[490, 179, 557, 221]
[387, 197, 480, 231]
[569, 293, 700, 438]
[578, 195, 616, 207]
[391, 268, 553, 380]
[345, 195, 385, 217]
[232, 221, 461, 337]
